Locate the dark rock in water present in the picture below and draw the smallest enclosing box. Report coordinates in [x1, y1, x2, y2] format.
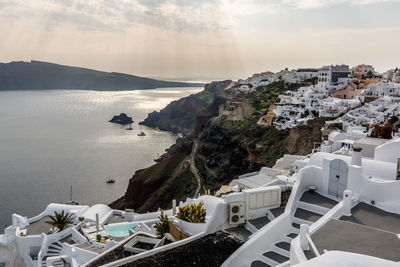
[109, 113, 133, 125]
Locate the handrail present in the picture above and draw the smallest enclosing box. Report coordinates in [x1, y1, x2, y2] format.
[37, 233, 48, 265]
[306, 234, 320, 257]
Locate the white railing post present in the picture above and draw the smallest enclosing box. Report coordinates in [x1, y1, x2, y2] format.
[343, 190, 353, 217]
[172, 199, 177, 216]
[299, 224, 309, 251]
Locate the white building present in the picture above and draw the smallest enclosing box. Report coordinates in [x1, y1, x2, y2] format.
[223, 138, 400, 267]
[295, 68, 319, 80]
[318, 65, 349, 86]
[365, 83, 400, 97]
[3, 137, 400, 267]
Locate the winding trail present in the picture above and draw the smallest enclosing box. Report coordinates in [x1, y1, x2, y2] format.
[190, 139, 202, 196]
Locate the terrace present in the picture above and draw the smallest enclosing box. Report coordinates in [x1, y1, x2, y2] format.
[25, 216, 52, 235]
[310, 203, 400, 262]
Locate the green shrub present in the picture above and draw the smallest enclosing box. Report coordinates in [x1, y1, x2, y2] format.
[177, 202, 206, 223]
[388, 115, 399, 125]
[154, 214, 170, 238]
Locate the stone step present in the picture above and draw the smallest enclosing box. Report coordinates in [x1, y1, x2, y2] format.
[299, 191, 338, 209]
[272, 246, 290, 258]
[298, 201, 330, 216]
[292, 217, 313, 227]
[304, 249, 316, 260]
[270, 207, 285, 218]
[248, 216, 271, 230]
[292, 223, 300, 229]
[48, 246, 62, 251]
[263, 251, 289, 264]
[250, 260, 272, 267]
[287, 232, 298, 239]
[275, 241, 290, 251]
[294, 208, 322, 223]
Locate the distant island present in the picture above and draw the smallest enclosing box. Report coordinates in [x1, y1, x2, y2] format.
[109, 113, 133, 125]
[0, 60, 203, 90]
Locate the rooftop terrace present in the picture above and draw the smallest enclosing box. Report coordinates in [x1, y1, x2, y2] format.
[25, 216, 51, 235]
[311, 203, 400, 262]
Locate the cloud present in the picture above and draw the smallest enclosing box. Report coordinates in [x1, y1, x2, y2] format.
[284, 0, 400, 9]
[0, 0, 283, 33]
[0, 0, 223, 32]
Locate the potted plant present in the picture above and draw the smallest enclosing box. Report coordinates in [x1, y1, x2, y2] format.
[175, 202, 206, 235]
[96, 234, 102, 242]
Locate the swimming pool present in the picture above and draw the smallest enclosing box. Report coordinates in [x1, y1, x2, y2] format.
[104, 223, 136, 237]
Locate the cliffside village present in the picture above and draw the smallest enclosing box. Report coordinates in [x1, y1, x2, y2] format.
[225, 64, 400, 132]
[2, 65, 400, 267]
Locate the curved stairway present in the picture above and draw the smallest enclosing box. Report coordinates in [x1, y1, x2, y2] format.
[249, 191, 337, 267]
[41, 241, 65, 267]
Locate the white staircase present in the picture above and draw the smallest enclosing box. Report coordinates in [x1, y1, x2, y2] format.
[41, 241, 64, 267]
[249, 191, 337, 267]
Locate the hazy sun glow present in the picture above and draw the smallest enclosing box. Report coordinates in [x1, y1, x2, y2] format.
[0, 0, 399, 81]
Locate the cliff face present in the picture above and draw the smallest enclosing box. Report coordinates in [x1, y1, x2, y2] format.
[140, 80, 231, 134]
[123, 143, 197, 212]
[114, 80, 329, 212]
[195, 116, 327, 190]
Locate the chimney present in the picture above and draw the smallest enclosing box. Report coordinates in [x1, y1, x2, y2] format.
[351, 147, 362, 166]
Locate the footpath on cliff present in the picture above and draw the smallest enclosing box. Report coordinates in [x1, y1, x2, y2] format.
[109, 79, 329, 213]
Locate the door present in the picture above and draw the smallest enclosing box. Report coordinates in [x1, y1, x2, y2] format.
[328, 159, 348, 199]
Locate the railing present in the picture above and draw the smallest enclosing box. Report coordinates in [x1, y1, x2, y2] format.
[239, 171, 260, 179]
[12, 214, 29, 228]
[38, 227, 73, 264]
[71, 224, 88, 244]
[27, 210, 48, 224]
[306, 233, 320, 257]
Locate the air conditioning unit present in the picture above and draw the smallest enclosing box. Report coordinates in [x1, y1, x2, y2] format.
[229, 202, 245, 225]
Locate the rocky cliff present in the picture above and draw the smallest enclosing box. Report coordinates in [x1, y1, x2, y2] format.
[139, 80, 231, 134]
[111, 80, 328, 211]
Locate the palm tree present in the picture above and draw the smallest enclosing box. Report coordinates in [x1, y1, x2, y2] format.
[46, 210, 74, 232]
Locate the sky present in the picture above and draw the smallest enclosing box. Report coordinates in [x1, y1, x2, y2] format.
[0, 0, 399, 81]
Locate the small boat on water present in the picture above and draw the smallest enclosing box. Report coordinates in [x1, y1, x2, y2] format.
[137, 131, 146, 136]
[125, 126, 133, 130]
[106, 177, 115, 184]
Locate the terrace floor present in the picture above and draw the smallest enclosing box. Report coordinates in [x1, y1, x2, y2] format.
[105, 215, 125, 225]
[311, 219, 400, 262]
[311, 202, 400, 262]
[340, 203, 400, 233]
[26, 216, 51, 235]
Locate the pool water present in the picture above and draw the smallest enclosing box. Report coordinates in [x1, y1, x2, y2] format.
[104, 223, 136, 237]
